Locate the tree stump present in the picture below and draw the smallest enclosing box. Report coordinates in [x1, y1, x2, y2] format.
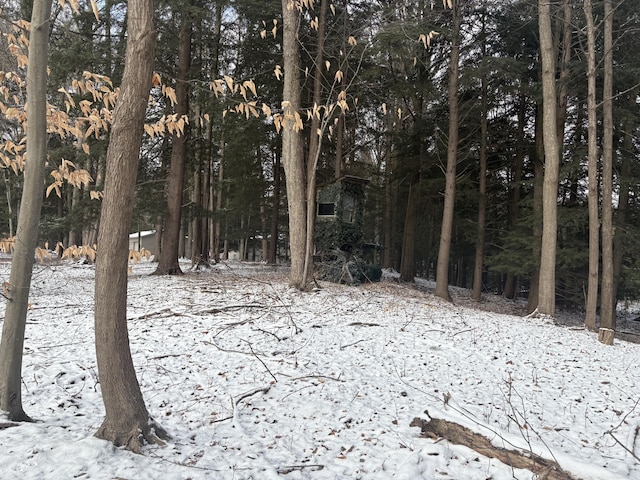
[598, 328, 615, 345]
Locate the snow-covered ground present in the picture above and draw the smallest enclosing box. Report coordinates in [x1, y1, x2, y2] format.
[0, 260, 638, 479]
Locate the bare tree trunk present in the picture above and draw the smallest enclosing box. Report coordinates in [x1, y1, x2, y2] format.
[154, 8, 192, 275]
[267, 147, 281, 264]
[503, 96, 526, 299]
[301, 0, 327, 285]
[584, 0, 599, 332]
[213, 138, 224, 263]
[536, 0, 561, 316]
[527, 104, 544, 313]
[400, 174, 419, 282]
[0, 0, 52, 422]
[94, 0, 168, 452]
[281, 0, 307, 290]
[599, 0, 615, 344]
[435, 0, 461, 302]
[382, 113, 396, 269]
[472, 16, 488, 302]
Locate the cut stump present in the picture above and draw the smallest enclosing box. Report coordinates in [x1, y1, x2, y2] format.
[598, 328, 615, 345]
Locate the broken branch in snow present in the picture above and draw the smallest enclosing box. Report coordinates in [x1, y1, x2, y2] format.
[244, 340, 278, 383]
[277, 464, 324, 474]
[410, 416, 578, 480]
[0, 422, 19, 429]
[234, 385, 271, 407]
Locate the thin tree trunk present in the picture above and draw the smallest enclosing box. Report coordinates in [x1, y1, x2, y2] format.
[94, 0, 168, 451]
[268, 147, 281, 264]
[154, 9, 192, 275]
[213, 138, 224, 263]
[382, 112, 396, 269]
[599, 0, 615, 343]
[584, 0, 599, 332]
[0, 0, 52, 422]
[536, 0, 561, 316]
[435, 0, 461, 302]
[281, 0, 307, 290]
[503, 96, 526, 299]
[400, 175, 419, 281]
[302, 0, 327, 286]
[472, 16, 488, 302]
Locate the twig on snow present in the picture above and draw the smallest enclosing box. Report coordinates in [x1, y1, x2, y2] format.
[340, 339, 365, 350]
[607, 430, 640, 462]
[277, 464, 324, 474]
[234, 385, 271, 407]
[244, 340, 278, 383]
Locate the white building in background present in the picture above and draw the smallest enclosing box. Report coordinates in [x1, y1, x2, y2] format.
[129, 230, 156, 254]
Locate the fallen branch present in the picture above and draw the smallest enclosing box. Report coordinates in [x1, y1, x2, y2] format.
[410, 416, 578, 480]
[277, 464, 324, 474]
[234, 385, 271, 407]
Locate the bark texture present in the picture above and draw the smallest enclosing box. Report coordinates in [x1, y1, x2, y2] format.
[599, 0, 615, 344]
[94, 0, 168, 451]
[0, 0, 52, 422]
[411, 417, 577, 480]
[584, 0, 599, 332]
[281, 0, 307, 290]
[536, 0, 561, 316]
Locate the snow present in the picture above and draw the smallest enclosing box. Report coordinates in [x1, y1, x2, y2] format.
[0, 260, 639, 479]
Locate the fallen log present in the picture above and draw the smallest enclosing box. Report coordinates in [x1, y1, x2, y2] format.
[410, 416, 578, 480]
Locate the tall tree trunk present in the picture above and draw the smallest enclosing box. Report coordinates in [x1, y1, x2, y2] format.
[382, 113, 397, 269]
[472, 15, 488, 302]
[213, 137, 224, 262]
[503, 96, 526, 299]
[281, 0, 307, 290]
[527, 104, 544, 313]
[0, 0, 52, 422]
[584, 0, 599, 332]
[154, 8, 192, 275]
[302, 0, 327, 285]
[435, 0, 461, 302]
[94, 0, 168, 451]
[599, 0, 615, 344]
[536, 0, 561, 316]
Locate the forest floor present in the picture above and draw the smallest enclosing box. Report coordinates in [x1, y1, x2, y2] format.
[0, 259, 639, 479]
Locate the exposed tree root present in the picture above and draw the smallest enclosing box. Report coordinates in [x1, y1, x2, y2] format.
[95, 417, 170, 454]
[410, 416, 578, 480]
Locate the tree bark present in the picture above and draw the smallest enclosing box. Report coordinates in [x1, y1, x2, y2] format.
[281, 0, 307, 290]
[472, 14, 488, 302]
[536, 0, 561, 316]
[94, 0, 168, 451]
[302, 0, 327, 286]
[584, 0, 599, 332]
[154, 7, 192, 275]
[435, 0, 461, 302]
[0, 0, 52, 422]
[599, 0, 615, 344]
